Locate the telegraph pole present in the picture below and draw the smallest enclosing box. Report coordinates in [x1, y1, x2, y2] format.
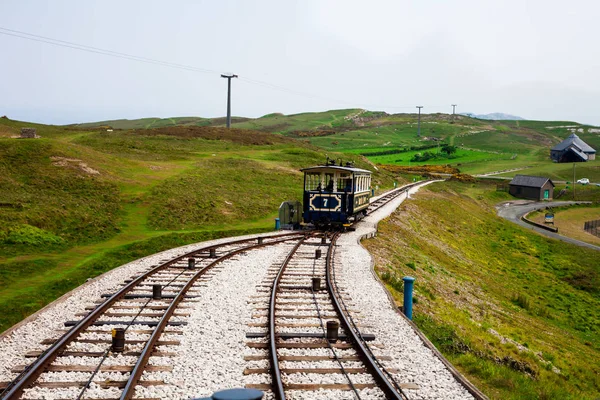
[221, 73, 238, 128]
[573, 163, 576, 200]
[416, 106, 423, 137]
[451, 104, 457, 114]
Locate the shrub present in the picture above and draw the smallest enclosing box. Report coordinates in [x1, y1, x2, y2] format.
[1, 224, 64, 246]
[512, 293, 531, 310]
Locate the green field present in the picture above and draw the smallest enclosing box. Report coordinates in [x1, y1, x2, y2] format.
[365, 147, 510, 167]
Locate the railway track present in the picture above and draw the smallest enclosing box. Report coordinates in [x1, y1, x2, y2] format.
[244, 232, 415, 399]
[366, 182, 423, 215]
[241, 183, 429, 399]
[0, 232, 305, 400]
[1, 182, 434, 400]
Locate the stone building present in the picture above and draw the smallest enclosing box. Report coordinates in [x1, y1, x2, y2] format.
[20, 128, 37, 138]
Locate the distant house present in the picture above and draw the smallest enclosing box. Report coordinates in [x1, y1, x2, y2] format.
[509, 175, 554, 201]
[550, 133, 596, 162]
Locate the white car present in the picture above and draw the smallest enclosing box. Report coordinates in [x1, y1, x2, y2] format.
[577, 178, 589, 185]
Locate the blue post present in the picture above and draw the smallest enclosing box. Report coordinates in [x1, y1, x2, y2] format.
[371, 188, 375, 196]
[275, 218, 280, 230]
[402, 276, 416, 320]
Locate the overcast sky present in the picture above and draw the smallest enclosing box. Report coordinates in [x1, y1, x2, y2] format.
[1, 0, 599, 125]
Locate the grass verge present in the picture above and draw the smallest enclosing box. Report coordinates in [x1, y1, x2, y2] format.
[364, 180, 600, 399]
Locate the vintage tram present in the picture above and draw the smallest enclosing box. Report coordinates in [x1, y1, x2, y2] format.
[301, 160, 372, 228]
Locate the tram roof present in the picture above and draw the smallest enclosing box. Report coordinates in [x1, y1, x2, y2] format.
[300, 165, 372, 174]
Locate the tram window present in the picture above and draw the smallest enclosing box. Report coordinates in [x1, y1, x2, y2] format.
[305, 173, 321, 190]
[338, 174, 352, 192]
[324, 173, 334, 191]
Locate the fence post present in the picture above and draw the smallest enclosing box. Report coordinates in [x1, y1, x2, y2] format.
[402, 276, 416, 320]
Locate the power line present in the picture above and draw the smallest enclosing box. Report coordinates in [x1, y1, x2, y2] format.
[0, 26, 448, 113]
[0, 27, 221, 74]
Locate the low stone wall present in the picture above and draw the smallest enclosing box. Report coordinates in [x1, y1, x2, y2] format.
[521, 214, 559, 233]
[20, 128, 36, 138]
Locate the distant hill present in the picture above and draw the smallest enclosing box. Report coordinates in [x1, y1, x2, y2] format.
[461, 112, 524, 121]
[73, 116, 251, 130]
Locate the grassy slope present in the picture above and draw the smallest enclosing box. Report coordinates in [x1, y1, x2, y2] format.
[75, 111, 600, 182]
[232, 111, 600, 182]
[0, 118, 399, 332]
[363, 181, 600, 399]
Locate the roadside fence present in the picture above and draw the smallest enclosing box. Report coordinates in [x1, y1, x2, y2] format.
[584, 219, 600, 238]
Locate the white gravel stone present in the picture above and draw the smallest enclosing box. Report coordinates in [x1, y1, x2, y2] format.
[0, 231, 292, 393]
[150, 243, 298, 399]
[335, 182, 476, 400]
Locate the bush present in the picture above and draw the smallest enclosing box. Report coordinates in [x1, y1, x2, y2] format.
[1, 224, 64, 246]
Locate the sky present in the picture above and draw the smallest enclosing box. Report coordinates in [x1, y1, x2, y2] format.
[1, 0, 599, 125]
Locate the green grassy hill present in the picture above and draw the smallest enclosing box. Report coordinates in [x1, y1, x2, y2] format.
[77, 110, 600, 183]
[364, 181, 600, 399]
[2, 110, 600, 399]
[0, 117, 399, 332]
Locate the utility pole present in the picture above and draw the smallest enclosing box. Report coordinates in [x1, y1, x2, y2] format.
[221, 73, 238, 128]
[573, 163, 576, 200]
[451, 104, 457, 115]
[416, 106, 423, 137]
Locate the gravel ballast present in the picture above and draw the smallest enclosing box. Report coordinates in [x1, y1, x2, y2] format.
[335, 182, 476, 399]
[0, 232, 290, 386]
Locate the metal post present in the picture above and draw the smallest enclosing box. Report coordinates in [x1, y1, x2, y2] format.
[209, 248, 217, 258]
[275, 218, 280, 230]
[111, 328, 125, 352]
[152, 284, 162, 300]
[315, 249, 321, 259]
[573, 163, 576, 200]
[220, 74, 238, 128]
[402, 276, 416, 320]
[188, 258, 195, 269]
[326, 320, 339, 342]
[258, 237, 263, 244]
[416, 106, 423, 137]
[312, 277, 321, 291]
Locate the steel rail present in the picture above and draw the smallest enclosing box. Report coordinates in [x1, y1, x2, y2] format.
[121, 234, 307, 399]
[1, 232, 304, 400]
[368, 181, 424, 213]
[268, 237, 308, 400]
[326, 233, 405, 400]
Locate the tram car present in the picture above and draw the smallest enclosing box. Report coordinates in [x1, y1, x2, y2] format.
[301, 160, 372, 228]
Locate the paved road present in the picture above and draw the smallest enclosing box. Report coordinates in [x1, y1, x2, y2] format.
[496, 201, 600, 251]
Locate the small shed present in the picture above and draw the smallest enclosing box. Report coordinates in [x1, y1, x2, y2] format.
[509, 175, 555, 201]
[278, 200, 302, 229]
